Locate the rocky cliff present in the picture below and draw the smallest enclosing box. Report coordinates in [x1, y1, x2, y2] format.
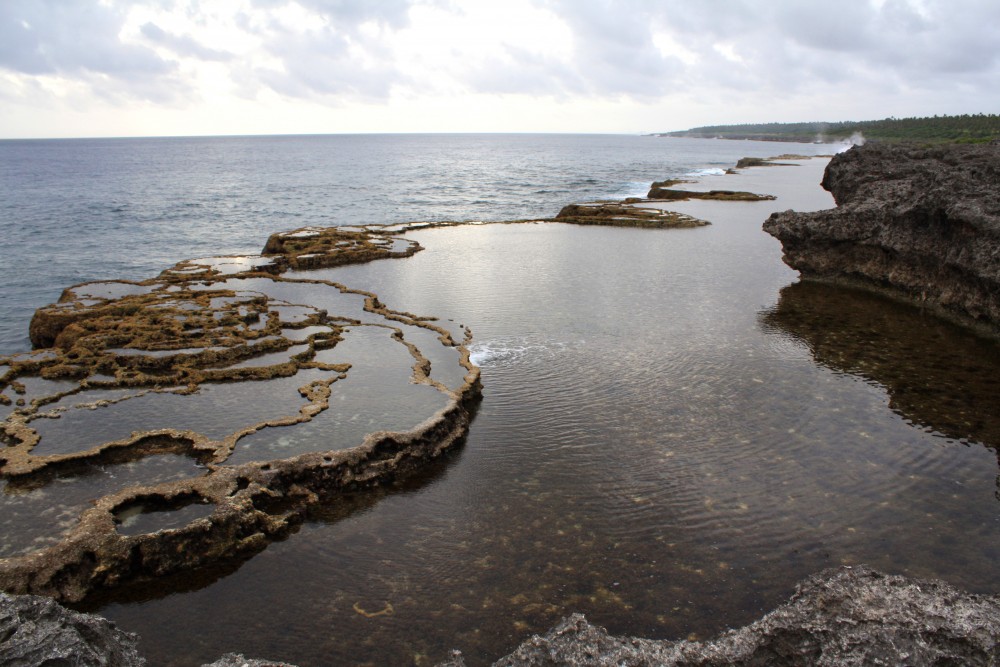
[763, 142, 1000, 336]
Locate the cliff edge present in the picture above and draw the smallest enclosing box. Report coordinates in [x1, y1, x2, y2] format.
[763, 142, 1000, 336]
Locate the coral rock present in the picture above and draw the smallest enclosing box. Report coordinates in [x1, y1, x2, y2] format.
[764, 142, 1000, 336]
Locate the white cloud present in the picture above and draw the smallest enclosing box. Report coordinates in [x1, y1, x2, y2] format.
[0, 0, 998, 137]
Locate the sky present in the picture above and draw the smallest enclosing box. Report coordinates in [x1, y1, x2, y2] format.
[0, 0, 998, 139]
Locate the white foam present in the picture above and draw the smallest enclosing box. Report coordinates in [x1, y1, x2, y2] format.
[685, 167, 727, 177]
[469, 342, 529, 367]
[468, 338, 568, 367]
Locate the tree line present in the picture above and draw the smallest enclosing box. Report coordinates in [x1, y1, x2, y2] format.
[660, 114, 1000, 143]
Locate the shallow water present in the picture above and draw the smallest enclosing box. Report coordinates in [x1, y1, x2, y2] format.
[95, 162, 1000, 666]
[0, 135, 833, 355]
[0, 453, 207, 558]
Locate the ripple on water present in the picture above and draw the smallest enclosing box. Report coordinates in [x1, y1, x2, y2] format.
[0, 453, 207, 558]
[225, 326, 451, 465]
[30, 370, 332, 457]
[80, 178, 1000, 667]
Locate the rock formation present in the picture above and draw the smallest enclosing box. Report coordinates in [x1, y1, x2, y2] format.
[6, 566, 998, 666]
[645, 187, 775, 202]
[764, 142, 1000, 336]
[445, 566, 1000, 666]
[554, 202, 709, 228]
[0, 225, 481, 603]
[0, 591, 145, 666]
[202, 655, 297, 667]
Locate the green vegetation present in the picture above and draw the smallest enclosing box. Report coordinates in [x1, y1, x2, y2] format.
[660, 114, 1000, 144]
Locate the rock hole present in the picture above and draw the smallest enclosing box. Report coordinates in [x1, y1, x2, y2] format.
[113, 493, 215, 537]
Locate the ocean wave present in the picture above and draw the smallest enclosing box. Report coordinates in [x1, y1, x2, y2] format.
[684, 167, 727, 177]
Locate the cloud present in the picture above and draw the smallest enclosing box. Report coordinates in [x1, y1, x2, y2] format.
[266, 0, 417, 30]
[140, 22, 233, 62]
[1, 0, 999, 135]
[0, 1, 173, 79]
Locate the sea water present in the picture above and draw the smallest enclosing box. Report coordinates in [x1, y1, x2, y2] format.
[8, 136, 992, 667]
[0, 134, 830, 355]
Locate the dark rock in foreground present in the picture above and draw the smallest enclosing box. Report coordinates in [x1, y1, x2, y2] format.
[0, 591, 145, 666]
[5, 566, 1000, 666]
[764, 142, 1000, 336]
[201, 654, 298, 667]
[445, 566, 1000, 666]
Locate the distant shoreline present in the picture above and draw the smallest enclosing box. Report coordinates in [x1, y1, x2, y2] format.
[652, 113, 1000, 144]
[650, 133, 836, 144]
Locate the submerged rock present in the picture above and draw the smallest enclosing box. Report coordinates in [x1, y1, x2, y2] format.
[764, 142, 1000, 336]
[447, 566, 1000, 666]
[0, 591, 145, 666]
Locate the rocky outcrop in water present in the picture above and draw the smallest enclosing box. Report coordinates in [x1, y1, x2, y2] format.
[555, 202, 708, 228]
[444, 566, 1000, 666]
[0, 224, 481, 603]
[646, 187, 775, 202]
[0, 591, 145, 666]
[8, 566, 998, 666]
[0, 590, 301, 666]
[763, 142, 1000, 336]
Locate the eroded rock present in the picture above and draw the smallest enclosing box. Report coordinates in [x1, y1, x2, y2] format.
[201, 654, 298, 667]
[645, 188, 776, 202]
[450, 566, 1000, 666]
[0, 225, 481, 602]
[554, 203, 709, 228]
[764, 142, 1000, 336]
[734, 156, 798, 169]
[0, 591, 145, 666]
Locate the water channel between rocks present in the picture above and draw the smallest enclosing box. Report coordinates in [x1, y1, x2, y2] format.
[53, 159, 1000, 665]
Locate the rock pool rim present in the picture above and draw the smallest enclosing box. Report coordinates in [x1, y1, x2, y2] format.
[0, 155, 824, 605]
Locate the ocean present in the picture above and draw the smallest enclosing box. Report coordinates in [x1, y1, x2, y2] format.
[8, 134, 997, 667]
[0, 134, 831, 355]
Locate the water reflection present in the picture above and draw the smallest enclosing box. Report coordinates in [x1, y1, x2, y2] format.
[99, 222, 1000, 667]
[761, 281, 1000, 450]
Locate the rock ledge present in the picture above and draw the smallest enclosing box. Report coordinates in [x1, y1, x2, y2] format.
[764, 142, 1000, 336]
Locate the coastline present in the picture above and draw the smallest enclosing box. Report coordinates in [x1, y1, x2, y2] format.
[3, 148, 1000, 666]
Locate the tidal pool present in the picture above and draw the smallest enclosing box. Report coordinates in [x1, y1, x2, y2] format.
[0, 224, 469, 582]
[96, 160, 1000, 666]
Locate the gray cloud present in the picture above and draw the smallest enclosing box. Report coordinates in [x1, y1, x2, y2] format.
[235, 0, 423, 101]
[1, 0, 998, 118]
[140, 22, 233, 62]
[0, 1, 173, 79]
[249, 0, 416, 30]
[454, 0, 684, 100]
